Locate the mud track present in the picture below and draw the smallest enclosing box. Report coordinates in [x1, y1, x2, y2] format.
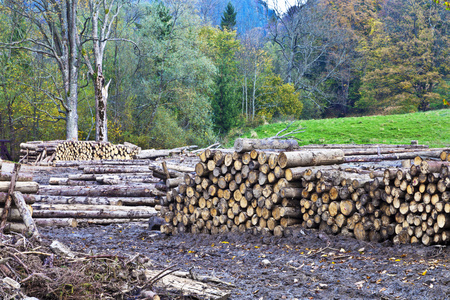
[39, 223, 450, 300]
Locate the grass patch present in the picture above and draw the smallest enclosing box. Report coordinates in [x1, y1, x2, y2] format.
[235, 109, 450, 148]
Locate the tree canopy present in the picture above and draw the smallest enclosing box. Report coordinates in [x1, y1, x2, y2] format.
[1, 0, 450, 159]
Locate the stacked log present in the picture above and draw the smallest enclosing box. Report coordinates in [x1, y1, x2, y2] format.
[19, 140, 64, 165]
[54, 141, 140, 161]
[0, 162, 40, 238]
[33, 161, 164, 227]
[384, 161, 450, 245]
[20, 140, 142, 164]
[160, 145, 450, 246]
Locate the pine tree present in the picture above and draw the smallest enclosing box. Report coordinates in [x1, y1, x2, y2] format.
[220, 2, 237, 30]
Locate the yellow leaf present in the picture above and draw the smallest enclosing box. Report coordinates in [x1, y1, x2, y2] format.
[254, 246, 259, 249]
[221, 241, 229, 244]
[422, 270, 428, 276]
[211, 243, 215, 247]
[232, 256, 236, 259]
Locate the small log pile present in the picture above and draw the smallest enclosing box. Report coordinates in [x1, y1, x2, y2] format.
[54, 141, 141, 161]
[0, 161, 40, 240]
[33, 160, 162, 227]
[19, 140, 64, 165]
[160, 139, 450, 246]
[20, 140, 142, 164]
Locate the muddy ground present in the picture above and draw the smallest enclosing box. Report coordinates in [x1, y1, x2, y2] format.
[38, 223, 450, 300]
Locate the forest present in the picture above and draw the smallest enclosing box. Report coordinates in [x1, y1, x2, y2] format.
[0, 0, 449, 159]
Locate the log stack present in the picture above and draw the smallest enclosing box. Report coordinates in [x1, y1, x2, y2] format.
[20, 140, 142, 164]
[160, 142, 450, 246]
[54, 141, 141, 161]
[33, 160, 165, 227]
[0, 162, 40, 239]
[19, 140, 65, 165]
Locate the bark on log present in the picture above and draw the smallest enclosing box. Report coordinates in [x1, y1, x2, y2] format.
[135, 149, 177, 159]
[83, 166, 151, 174]
[38, 184, 163, 197]
[12, 191, 41, 241]
[0, 208, 29, 221]
[75, 218, 150, 225]
[32, 208, 157, 219]
[0, 192, 35, 204]
[344, 150, 445, 163]
[0, 163, 21, 230]
[32, 203, 157, 212]
[144, 270, 230, 300]
[278, 150, 345, 168]
[34, 218, 78, 227]
[0, 172, 33, 182]
[234, 138, 298, 153]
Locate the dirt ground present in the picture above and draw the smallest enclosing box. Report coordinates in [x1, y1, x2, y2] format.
[38, 222, 450, 300]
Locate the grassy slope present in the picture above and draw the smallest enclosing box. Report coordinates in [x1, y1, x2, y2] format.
[238, 109, 450, 148]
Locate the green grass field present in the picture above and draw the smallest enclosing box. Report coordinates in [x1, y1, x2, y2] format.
[237, 109, 450, 148]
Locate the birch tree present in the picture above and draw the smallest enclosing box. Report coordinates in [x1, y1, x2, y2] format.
[77, 0, 129, 142]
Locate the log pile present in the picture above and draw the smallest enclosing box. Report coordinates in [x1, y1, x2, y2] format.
[33, 160, 164, 227]
[19, 140, 64, 165]
[0, 162, 40, 239]
[54, 141, 141, 161]
[19, 140, 142, 164]
[160, 143, 450, 246]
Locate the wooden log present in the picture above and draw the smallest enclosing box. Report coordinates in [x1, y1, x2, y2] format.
[437, 214, 450, 229]
[0, 172, 33, 182]
[280, 188, 303, 199]
[34, 218, 78, 227]
[144, 270, 230, 300]
[345, 150, 445, 163]
[134, 149, 179, 159]
[420, 161, 450, 174]
[234, 138, 298, 153]
[340, 200, 355, 216]
[12, 191, 41, 241]
[195, 163, 209, 176]
[0, 208, 30, 221]
[0, 163, 21, 230]
[38, 184, 163, 197]
[83, 166, 151, 174]
[278, 149, 345, 168]
[75, 218, 150, 225]
[32, 204, 156, 213]
[0, 192, 35, 204]
[32, 208, 157, 219]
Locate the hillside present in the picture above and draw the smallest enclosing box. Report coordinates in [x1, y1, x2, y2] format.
[237, 109, 450, 148]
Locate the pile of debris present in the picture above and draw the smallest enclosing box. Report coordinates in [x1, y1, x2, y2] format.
[0, 234, 231, 300]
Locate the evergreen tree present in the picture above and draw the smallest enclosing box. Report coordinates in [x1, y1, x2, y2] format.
[201, 27, 241, 134]
[220, 2, 237, 30]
